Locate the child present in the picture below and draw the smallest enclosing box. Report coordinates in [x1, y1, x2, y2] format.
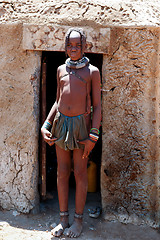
[41, 27, 101, 238]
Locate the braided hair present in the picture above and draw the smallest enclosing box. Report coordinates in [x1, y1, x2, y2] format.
[65, 27, 86, 57]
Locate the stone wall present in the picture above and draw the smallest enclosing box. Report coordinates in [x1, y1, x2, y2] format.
[0, 24, 41, 212]
[101, 27, 160, 227]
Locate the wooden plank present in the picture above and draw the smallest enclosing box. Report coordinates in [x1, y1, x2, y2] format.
[41, 58, 47, 199]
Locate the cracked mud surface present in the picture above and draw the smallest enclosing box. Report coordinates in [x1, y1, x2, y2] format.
[0, 0, 160, 26]
[0, 190, 160, 240]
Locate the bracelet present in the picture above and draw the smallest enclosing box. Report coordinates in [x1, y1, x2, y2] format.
[90, 128, 100, 135]
[89, 132, 99, 143]
[88, 137, 97, 143]
[42, 120, 52, 130]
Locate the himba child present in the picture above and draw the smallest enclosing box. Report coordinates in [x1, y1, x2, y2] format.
[41, 27, 101, 238]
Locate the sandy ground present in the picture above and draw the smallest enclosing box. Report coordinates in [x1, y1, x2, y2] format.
[0, 190, 160, 240]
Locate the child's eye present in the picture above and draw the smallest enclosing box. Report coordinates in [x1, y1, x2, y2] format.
[67, 44, 81, 49]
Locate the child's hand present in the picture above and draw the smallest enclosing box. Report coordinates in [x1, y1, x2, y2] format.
[41, 128, 57, 146]
[78, 139, 95, 159]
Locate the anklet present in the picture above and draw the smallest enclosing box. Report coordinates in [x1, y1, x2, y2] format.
[60, 211, 69, 217]
[74, 213, 83, 219]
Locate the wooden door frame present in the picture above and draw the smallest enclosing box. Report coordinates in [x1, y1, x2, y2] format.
[40, 57, 47, 199]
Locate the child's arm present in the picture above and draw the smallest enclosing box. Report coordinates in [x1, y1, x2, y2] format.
[41, 67, 60, 146]
[90, 67, 101, 130]
[79, 66, 101, 158]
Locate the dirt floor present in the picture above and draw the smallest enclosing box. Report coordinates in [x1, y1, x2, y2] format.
[0, 189, 160, 240]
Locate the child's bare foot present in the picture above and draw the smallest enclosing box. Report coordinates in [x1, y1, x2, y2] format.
[51, 214, 69, 237]
[64, 214, 83, 238]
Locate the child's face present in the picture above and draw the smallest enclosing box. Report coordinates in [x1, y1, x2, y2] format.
[66, 31, 83, 61]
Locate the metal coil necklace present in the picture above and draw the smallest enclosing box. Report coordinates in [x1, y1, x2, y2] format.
[65, 56, 89, 69]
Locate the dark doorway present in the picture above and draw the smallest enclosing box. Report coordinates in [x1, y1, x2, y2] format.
[40, 51, 103, 196]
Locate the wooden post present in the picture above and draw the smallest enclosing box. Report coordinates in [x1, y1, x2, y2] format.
[41, 58, 47, 199]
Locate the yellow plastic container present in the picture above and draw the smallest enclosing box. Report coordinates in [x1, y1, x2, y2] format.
[87, 161, 97, 192]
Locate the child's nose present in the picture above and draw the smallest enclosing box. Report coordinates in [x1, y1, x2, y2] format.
[71, 46, 77, 51]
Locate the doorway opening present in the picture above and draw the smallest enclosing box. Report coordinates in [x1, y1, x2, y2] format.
[40, 51, 103, 198]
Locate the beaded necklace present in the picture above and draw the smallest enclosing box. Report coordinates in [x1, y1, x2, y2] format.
[65, 56, 89, 69]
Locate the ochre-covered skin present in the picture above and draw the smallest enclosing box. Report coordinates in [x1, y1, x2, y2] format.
[41, 29, 101, 237]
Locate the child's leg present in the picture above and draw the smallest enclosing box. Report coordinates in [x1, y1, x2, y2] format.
[51, 145, 71, 237]
[64, 148, 88, 238]
[56, 145, 71, 211]
[73, 148, 88, 214]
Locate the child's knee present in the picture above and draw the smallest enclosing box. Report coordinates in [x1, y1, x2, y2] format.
[74, 168, 87, 180]
[58, 167, 71, 179]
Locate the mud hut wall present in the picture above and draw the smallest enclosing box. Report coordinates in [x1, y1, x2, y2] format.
[101, 27, 160, 224]
[1, 22, 160, 226]
[0, 24, 42, 213]
[155, 30, 160, 223]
